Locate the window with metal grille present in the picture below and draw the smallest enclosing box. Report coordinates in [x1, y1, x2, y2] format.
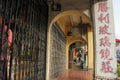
[0, 0, 48, 80]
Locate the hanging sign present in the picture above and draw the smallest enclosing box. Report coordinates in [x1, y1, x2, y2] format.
[94, 0, 117, 79]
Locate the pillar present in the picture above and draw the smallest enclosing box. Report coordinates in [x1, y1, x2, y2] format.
[93, 0, 117, 79]
[87, 27, 94, 70]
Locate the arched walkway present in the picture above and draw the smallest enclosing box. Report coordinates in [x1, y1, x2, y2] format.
[46, 10, 94, 80]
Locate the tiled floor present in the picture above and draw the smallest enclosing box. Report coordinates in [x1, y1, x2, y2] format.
[55, 70, 93, 80]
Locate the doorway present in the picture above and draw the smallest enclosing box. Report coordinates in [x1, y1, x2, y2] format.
[68, 41, 87, 70]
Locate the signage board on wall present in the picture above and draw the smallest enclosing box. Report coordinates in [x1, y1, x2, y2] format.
[94, 0, 117, 79]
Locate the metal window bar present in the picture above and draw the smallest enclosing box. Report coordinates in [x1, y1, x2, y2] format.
[0, 0, 48, 80]
[25, 1, 31, 80]
[12, 1, 20, 79]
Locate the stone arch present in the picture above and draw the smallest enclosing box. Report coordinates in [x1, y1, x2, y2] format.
[48, 10, 92, 32]
[66, 37, 87, 47]
[46, 10, 94, 80]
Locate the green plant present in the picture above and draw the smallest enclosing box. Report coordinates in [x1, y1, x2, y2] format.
[117, 63, 120, 77]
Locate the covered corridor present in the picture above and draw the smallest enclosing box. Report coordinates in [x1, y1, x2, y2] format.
[46, 10, 94, 80]
[0, 0, 117, 80]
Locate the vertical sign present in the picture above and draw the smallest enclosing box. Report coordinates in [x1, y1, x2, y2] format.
[94, 0, 117, 79]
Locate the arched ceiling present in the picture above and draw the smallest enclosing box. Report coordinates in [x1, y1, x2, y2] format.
[49, 10, 92, 44]
[52, 11, 92, 37]
[48, 1, 105, 47]
[56, 14, 91, 36]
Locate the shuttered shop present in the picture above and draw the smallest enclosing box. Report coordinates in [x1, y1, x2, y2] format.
[0, 0, 48, 80]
